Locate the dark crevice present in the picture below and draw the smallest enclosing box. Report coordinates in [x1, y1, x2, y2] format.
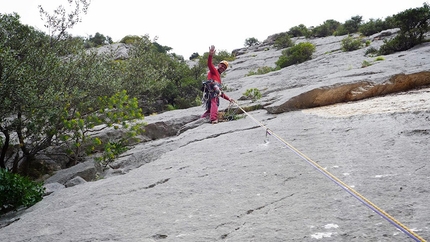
[217, 193, 295, 239]
[143, 178, 170, 189]
[0, 218, 20, 229]
[178, 126, 260, 149]
[236, 194, 295, 219]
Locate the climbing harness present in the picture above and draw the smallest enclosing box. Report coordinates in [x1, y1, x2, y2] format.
[201, 80, 221, 110]
[231, 101, 426, 242]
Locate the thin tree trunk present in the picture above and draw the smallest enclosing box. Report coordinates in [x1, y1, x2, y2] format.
[0, 128, 10, 169]
[16, 111, 30, 174]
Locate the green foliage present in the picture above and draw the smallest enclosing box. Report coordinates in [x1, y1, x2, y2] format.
[214, 50, 236, 63]
[120, 35, 200, 113]
[275, 42, 316, 68]
[243, 88, 262, 102]
[189, 52, 199, 60]
[0, 8, 204, 176]
[166, 104, 177, 111]
[379, 3, 430, 55]
[38, 0, 90, 42]
[361, 56, 384, 68]
[338, 16, 363, 35]
[287, 24, 310, 37]
[273, 32, 294, 50]
[244, 37, 260, 47]
[361, 60, 372, 68]
[85, 32, 113, 48]
[312, 19, 341, 37]
[341, 35, 363, 51]
[358, 18, 393, 36]
[0, 13, 64, 172]
[246, 66, 277, 76]
[365, 46, 379, 56]
[223, 108, 245, 121]
[153, 42, 172, 54]
[119, 35, 142, 44]
[0, 169, 45, 214]
[378, 35, 405, 55]
[96, 140, 129, 167]
[59, 90, 144, 164]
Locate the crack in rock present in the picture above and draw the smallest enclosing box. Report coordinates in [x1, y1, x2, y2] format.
[178, 126, 260, 148]
[218, 194, 295, 239]
[142, 178, 170, 189]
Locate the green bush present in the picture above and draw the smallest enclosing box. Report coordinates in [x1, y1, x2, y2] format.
[246, 66, 276, 76]
[358, 18, 392, 36]
[273, 32, 293, 50]
[189, 52, 199, 60]
[244, 37, 260, 47]
[361, 60, 372, 68]
[379, 3, 430, 55]
[243, 88, 262, 102]
[365, 46, 379, 56]
[119, 35, 142, 44]
[223, 108, 245, 121]
[341, 35, 363, 51]
[340, 16, 363, 35]
[0, 169, 45, 214]
[378, 34, 410, 55]
[96, 140, 129, 167]
[287, 24, 311, 37]
[312, 19, 341, 37]
[275, 42, 316, 68]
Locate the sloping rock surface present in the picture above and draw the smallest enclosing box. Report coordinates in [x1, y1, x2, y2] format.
[1, 32, 429, 241]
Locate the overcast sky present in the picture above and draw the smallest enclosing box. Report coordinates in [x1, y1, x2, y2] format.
[1, 0, 427, 58]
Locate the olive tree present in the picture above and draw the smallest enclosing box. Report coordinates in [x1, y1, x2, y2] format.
[0, 11, 143, 174]
[379, 3, 430, 55]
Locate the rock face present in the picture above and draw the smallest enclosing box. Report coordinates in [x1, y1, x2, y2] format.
[1, 31, 430, 241]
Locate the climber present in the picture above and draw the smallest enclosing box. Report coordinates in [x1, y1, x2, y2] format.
[201, 45, 235, 124]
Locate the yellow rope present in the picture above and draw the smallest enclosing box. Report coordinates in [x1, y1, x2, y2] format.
[233, 102, 426, 242]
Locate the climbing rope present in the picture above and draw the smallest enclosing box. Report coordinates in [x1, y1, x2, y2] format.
[231, 101, 426, 242]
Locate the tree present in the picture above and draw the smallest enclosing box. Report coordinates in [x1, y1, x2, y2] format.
[379, 3, 430, 55]
[276, 42, 316, 68]
[244, 37, 260, 47]
[119, 35, 142, 44]
[343, 15, 363, 34]
[288, 24, 310, 37]
[86, 32, 113, 47]
[38, 0, 90, 44]
[189, 52, 199, 60]
[0, 13, 56, 172]
[359, 18, 385, 36]
[394, 3, 430, 45]
[312, 19, 341, 37]
[153, 42, 173, 54]
[1, 6, 210, 176]
[273, 32, 293, 50]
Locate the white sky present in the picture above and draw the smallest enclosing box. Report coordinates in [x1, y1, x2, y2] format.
[1, 0, 427, 58]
